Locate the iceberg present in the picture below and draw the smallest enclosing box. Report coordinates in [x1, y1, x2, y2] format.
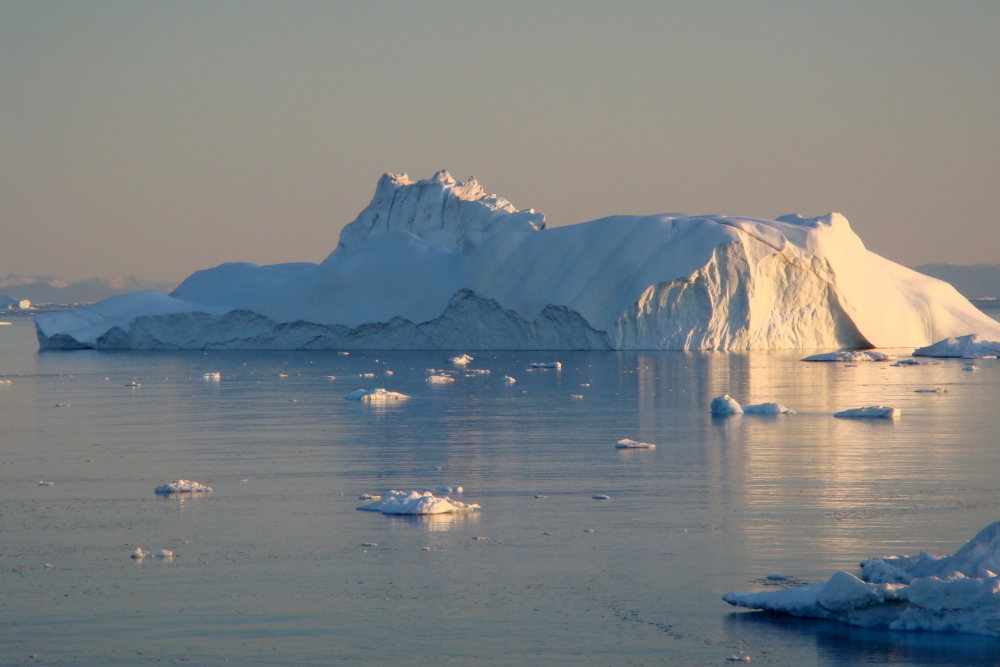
[154, 479, 212, 494]
[616, 439, 656, 449]
[834, 406, 900, 419]
[711, 394, 794, 415]
[724, 521, 1000, 636]
[35, 171, 1000, 351]
[356, 490, 480, 515]
[802, 350, 892, 362]
[344, 387, 409, 402]
[914, 333, 1000, 359]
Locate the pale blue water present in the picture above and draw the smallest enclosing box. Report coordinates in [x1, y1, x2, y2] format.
[2, 314, 1000, 665]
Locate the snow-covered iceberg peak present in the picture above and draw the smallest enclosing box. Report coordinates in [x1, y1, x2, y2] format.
[333, 170, 545, 252]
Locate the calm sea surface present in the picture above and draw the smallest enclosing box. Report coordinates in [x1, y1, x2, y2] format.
[2, 314, 1000, 665]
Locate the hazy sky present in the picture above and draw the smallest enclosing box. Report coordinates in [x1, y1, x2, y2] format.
[2, 1, 998, 281]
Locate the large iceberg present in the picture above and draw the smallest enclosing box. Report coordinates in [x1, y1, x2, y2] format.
[723, 521, 1000, 636]
[35, 171, 1000, 351]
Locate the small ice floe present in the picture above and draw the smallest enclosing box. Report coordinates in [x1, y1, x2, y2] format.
[131, 548, 174, 560]
[963, 364, 980, 372]
[0, 321, 10, 325]
[802, 350, 891, 362]
[465, 369, 490, 376]
[426, 374, 455, 384]
[834, 406, 900, 419]
[0, 379, 11, 385]
[593, 494, 611, 500]
[580, 383, 590, 387]
[425, 486, 462, 494]
[891, 359, 941, 366]
[54, 403, 70, 408]
[155, 479, 213, 494]
[915, 387, 947, 393]
[38, 480, 55, 486]
[125, 381, 140, 388]
[710, 395, 795, 416]
[358, 493, 381, 500]
[338, 351, 350, 355]
[724, 520, 1000, 636]
[384, 370, 394, 376]
[530, 361, 562, 369]
[472, 536, 490, 540]
[202, 372, 221, 381]
[502, 376, 516, 384]
[277, 373, 289, 378]
[616, 439, 656, 449]
[357, 490, 480, 515]
[325, 375, 337, 380]
[344, 388, 409, 402]
[914, 333, 1000, 358]
[726, 655, 751, 663]
[359, 373, 375, 378]
[571, 394, 584, 399]
[447, 354, 474, 365]
[534, 495, 548, 499]
[361, 542, 377, 547]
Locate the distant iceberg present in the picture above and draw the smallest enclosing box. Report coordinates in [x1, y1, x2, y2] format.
[35, 171, 1000, 351]
[724, 521, 1000, 636]
[344, 387, 408, 402]
[834, 406, 900, 419]
[711, 394, 794, 415]
[357, 489, 479, 515]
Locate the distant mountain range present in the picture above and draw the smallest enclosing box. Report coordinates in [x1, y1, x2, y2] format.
[0, 274, 178, 305]
[912, 264, 1000, 300]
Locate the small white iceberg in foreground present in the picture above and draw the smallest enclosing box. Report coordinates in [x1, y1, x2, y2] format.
[834, 406, 900, 419]
[616, 439, 656, 449]
[344, 387, 409, 402]
[502, 375, 516, 384]
[802, 350, 891, 362]
[914, 334, 1000, 359]
[155, 479, 213, 494]
[724, 521, 1000, 636]
[530, 362, 562, 369]
[202, 372, 221, 381]
[710, 394, 795, 415]
[357, 490, 479, 515]
[447, 354, 474, 365]
[426, 374, 455, 384]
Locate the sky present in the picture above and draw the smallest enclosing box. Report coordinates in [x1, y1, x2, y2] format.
[2, 1, 999, 281]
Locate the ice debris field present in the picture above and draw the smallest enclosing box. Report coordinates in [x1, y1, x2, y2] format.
[34, 170, 1000, 351]
[724, 521, 1000, 637]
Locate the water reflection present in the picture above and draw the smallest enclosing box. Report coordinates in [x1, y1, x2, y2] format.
[386, 512, 481, 532]
[725, 612, 1000, 666]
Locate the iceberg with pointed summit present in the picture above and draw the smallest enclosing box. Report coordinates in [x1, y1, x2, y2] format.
[35, 170, 1000, 351]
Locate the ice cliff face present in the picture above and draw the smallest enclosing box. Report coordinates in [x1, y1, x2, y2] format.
[34, 172, 1000, 351]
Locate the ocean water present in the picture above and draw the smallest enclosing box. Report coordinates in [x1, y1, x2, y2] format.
[2, 314, 1000, 665]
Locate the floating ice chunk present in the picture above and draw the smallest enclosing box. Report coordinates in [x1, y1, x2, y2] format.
[447, 354, 474, 365]
[131, 548, 174, 559]
[325, 375, 337, 380]
[571, 394, 584, 399]
[361, 542, 377, 547]
[593, 494, 611, 500]
[38, 480, 54, 486]
[0, 379, 11, 385]
[426, 374, 455, 384]
[503, 376, 516, 384]
[358, 493, 381, 500]
[357, 490, 480, 515]
[834, 406, 900, 419]
[891, 358, 941, 366]
[616, 439, 656, 449]
[742, 402, 796, 415]
[914, 334, 1000, 358]
[202, 372, 221, 381]
[155, 479, 213, 494]
[384, 370, 394, 376]
[724, 521, 1000, 636]
[125, 381, 140, 387]
[802, 350, 891, 362]
[465, 369, 490, 375]
[424, 486, 462, 494]
[963, 365, 980, 372]
[726, 657, 751, 663]
[915, 387, 947, 393]
[359, 373, 375, 377]
[344, 387, 409, 402]
[54, 403, 70, 407]
[338, 351, 349, 355]
[710, 394, 743, 415]
[530, 362, 562, 369]
[534, 495, 547, 499]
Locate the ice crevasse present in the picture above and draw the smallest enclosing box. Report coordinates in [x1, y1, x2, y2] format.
[35, 170, 1000, 351]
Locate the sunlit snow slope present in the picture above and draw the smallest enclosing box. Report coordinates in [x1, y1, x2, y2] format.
[35, 170, 1000, 351]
